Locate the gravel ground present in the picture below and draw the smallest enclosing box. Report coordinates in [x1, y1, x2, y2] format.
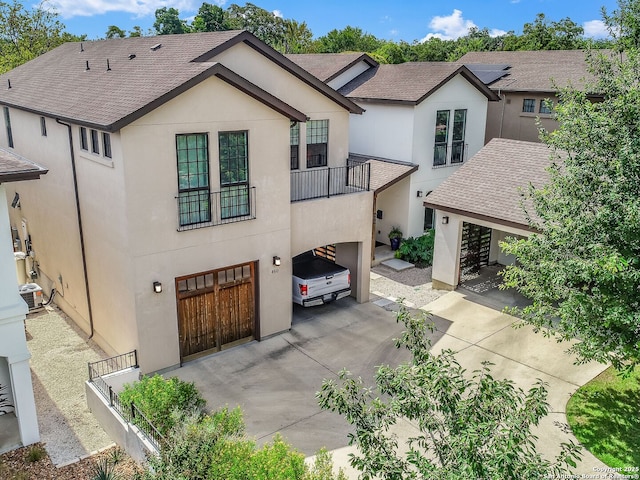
[25, 306, 113, 466]
[370, 264, 446, 309]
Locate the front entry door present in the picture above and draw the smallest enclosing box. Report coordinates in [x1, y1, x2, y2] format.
[176, 262, 256, 361]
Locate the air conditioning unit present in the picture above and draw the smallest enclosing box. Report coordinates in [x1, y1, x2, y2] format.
[19, 283, 43, 310]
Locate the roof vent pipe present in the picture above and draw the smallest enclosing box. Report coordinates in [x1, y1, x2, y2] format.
[85, 60, 90, 71]
[128, 54, 136, 60]
[80, 42, 84, 52]
[150, 43, 162, 51]
[7, 79, 11, 89]
[107, 59, 111, 71]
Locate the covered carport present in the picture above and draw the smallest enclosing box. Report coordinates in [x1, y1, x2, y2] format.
[424, 138, 552, 290]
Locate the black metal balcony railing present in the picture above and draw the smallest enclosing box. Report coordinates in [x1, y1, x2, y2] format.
[290, 163, 370, 202]
[177, 186, 256, 231]
[88, 350, 138, 380]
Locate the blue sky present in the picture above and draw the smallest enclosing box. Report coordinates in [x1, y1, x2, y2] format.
[53, 0, 618, 42]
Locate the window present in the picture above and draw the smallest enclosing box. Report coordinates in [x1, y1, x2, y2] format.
[451, 109, 467, 164]
[177, 133, 210, 226]
[306, 119, 328, 168]
[3, 106, 13, 148]
[522, 98, 536, 113]
[40, 117, 47, 137]
[80, 127, 88, 150]
[433, 110, 450, 166]
[90, 129, 100, 154]
[539, 99, 553, 114]
[290, 122, 299, 170]
[219, 131, 249, 219]
[102, 132, 112, 158]
[424, 207, 435, 231]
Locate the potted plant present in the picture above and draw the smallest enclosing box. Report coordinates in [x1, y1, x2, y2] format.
[388, 226, 402, 251]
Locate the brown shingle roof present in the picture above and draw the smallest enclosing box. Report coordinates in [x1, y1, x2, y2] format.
[0, 147, 48, 183]
[459, 50, 598, 92]
[349, 154, 417, 193]
[339, 63, 499, 104]
[0, 30, 360, 131]
[285, 53, 378, 82]
[424, 138, 552, 230]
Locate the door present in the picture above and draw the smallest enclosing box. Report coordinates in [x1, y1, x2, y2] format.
[176, 262, 256, 361]
[460, 223, 492, 277]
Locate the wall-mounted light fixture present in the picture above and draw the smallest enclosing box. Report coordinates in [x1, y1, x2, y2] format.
[11, 192, 20, 208]
[416, 190, 423, 197]
[442, 216, 449, 225]
[273, 256, 281, 267]
[153, 281, 162, 293]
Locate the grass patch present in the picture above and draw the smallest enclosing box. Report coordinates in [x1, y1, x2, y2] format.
[566, 365, 640, 468]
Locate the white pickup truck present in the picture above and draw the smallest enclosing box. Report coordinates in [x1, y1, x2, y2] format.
[292, 251, 351, 307]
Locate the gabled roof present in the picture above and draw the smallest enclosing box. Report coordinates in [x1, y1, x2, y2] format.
[285, 53, 378, 82]
[339, 63, 499, 105]
[349, 153, 418, 193]
[459, 50, 598, 93]
[0, 147, 48, 183]
[0, 30, 360, 131]
[424, 138, 552, 231]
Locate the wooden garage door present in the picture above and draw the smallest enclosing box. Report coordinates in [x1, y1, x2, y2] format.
[176, 262, 256, 361]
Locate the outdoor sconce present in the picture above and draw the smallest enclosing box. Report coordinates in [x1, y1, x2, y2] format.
[153, 281, 162, 293]
[416, 190, 423, 197]
[273, 256, 281, 267]
[442, 216, 449, 225]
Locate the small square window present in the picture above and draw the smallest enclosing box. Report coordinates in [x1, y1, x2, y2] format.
[40, 117, 47, 136]
[80, 127, 88, 150]
[90, 129, 99, 154]
[102, 132, 112, 158]
[539, 99, 553, 114]
[522, 99, 536, 113]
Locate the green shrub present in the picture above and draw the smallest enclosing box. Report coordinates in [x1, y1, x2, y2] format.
[305, 449, 347, 480]
[394, 229, 435, 266]
[119, 374, 205, 436]
[25, 444, 46, 463]
[248, 434, 306, 480]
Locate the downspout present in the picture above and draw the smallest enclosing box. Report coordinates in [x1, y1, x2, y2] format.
[498, 89, 506, 139]
[371, 191, 378, 262]
[56, 119, 95, 338]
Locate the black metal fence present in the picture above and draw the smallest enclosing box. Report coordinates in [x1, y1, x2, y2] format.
[88, 350, 138, 380]
[87, 350, 164, 451]
[290, 163, 370, 202]
[177, 186, 257, 231]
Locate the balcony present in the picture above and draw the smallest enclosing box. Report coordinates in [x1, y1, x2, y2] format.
[290, 163, 370, 202]
[176, 186, 256, 231]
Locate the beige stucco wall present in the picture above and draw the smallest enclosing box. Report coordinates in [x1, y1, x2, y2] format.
[211, 43, 352, 170]
[485, 91, 559, 143]
[121, 76, 293, 372]
[374, 177, 411, 245]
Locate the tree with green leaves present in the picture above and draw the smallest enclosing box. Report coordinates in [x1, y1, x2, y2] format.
[105, 25, 125, 39]
[226, 2, 286, 47]
[501, 2, 640, 372]
[0, 0, 83, 73]
[191, 2, 230, 33]
[153, 7, 190, 35]
[318, 306, 581, 479]
[314, 26, 382, 53]
[279, 19, 314, 53]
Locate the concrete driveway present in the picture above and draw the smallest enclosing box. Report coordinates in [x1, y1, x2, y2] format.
[171, 289, 609, 476]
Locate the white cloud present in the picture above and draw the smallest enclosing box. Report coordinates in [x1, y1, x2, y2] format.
[583, 19, 610, 38]
[389, 28, 399, 36]
[272, 9, 283, 18]
[490, 28, 508, 37]
[421, 9, 476, 41]
[510, 0, 520, 3]
[49, 0, 226, 18]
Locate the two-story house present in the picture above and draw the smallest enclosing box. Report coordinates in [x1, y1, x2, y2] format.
[459, 50, 595, 143]
[288, 54, 499, 244]
[0, 31, 374, 373]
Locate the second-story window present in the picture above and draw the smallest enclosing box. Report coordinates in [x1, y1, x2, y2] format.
[3, 106, 13, 148]
[434, 110, 450, 166]
[40, 117, 47, 137]
[90, 129, 100, 154]
[177, 133, 211, 227]
[522, 98, 536, 113]
[80, 127, 88, 150]
[539, 99, 553, 114]
[219, 131, 249, 219]
[451, 109, 467, 164]
[102, 132, 112, 158]
[290, 121, 299, 170]
[306, 119, 328, 168]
